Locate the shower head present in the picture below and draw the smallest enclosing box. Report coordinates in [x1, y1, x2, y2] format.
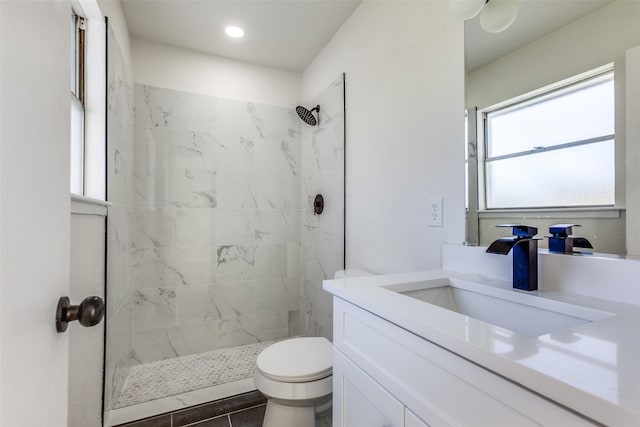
[296, 105, 320, 126]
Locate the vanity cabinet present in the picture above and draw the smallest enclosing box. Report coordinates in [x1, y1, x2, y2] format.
[332, 297, 597, 427]
[404, 409, 429, 427]
[334, 349, 431, 426]
[334, 350, 404, 427]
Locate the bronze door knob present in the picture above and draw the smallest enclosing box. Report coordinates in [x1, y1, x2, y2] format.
[56, 296, 105, 333]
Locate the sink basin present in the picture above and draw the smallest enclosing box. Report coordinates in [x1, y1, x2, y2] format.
[386, 278, 613, 337]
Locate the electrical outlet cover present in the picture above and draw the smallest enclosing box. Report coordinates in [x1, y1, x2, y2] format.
[428, 197, 443, 227]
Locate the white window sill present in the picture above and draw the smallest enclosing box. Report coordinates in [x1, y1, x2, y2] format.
[71, 194, 111, 216]
[478, 206, 624, 219]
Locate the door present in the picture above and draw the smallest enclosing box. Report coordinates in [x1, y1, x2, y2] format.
[1, 1, 72, 425]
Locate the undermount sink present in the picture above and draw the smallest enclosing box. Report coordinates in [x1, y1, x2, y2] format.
[386, 278, 613, 337]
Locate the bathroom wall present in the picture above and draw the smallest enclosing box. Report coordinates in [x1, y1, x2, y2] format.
[302, 1, 466, 273]
[131, 38, 300, 107]
[130, 84, 302, 363]
[466, 1, 640, 253]
[69, 214, 105, 427]
[301, 75, 345, 339]
[105, 23, 135, 413]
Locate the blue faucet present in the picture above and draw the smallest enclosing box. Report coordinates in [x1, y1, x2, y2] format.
[547, 224, 594, 254]
[486, 224, 539, 292]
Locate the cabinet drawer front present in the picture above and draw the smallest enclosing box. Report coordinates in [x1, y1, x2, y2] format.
[334, 350, 404, 427]
[333, 297, 596, 427]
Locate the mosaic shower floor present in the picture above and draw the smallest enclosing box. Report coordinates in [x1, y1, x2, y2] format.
[114, 341, 274, 408]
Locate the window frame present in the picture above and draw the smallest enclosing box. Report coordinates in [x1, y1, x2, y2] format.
[70, 10, 86, 195]
[475, 64, 617, 212]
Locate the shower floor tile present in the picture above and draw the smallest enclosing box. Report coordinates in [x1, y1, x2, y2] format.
[115, 341, 274, 408]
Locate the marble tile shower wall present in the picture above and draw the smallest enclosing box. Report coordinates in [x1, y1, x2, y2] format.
[131, 84, 302, 363]
[105, 25, 135, 413]
[301, 75, 345, 340]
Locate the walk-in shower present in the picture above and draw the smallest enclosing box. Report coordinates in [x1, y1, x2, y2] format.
[104, 20, 345, 424]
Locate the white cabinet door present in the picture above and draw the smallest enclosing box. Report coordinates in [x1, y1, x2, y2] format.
[334, 298, 597, 427]
[334, 349, 404, 427]
[405, 409, 430, 427]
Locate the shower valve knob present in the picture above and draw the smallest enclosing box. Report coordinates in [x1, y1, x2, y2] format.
[314, 194, 324, 215]
[56, 295, 105, 333]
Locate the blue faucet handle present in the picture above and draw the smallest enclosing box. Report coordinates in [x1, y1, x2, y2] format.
[497, 224, 538, 238]
[549, 223, 581, 237]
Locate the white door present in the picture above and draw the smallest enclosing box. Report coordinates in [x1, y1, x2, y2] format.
[1, 1, 72, 426]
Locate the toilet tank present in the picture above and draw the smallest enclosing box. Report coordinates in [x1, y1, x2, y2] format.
[333, 269, 373, 279]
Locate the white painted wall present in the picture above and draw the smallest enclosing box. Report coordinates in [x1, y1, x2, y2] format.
[466, 1, 640, 254]
[302, 1, 465, 273]
[0, 1, 3, 420]
[69, 214, 106, 427]
[131, 37, 301, 107]
[626, 45, 640, 256]
[1, 1, 71, 425]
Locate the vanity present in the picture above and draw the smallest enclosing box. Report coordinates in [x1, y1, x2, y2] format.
[323, 244, 640, 426]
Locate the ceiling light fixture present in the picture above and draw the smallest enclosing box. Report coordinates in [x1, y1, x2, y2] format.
[450, 0, 518, 34]
[225, 25, 245, 38]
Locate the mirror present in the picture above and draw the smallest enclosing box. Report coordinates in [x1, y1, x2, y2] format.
[464, 0, 640, 255]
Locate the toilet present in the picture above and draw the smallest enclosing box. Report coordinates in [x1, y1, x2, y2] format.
[254, 337, 333, 427]
[254, 269, 373, 427]
[332, 268, 374, 279]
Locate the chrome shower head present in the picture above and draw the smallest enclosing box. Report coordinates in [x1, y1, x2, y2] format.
[296, 105, 320, 126]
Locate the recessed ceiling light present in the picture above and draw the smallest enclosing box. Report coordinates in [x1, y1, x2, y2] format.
[225, 26, 245, 38]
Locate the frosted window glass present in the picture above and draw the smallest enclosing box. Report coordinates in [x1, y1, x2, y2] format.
[71, 99, 84, 194]
[486, 140, 614, 208]
[487, 74, 614, 158]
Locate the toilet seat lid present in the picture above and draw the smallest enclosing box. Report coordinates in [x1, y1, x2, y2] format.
[256, 337, 332, 383]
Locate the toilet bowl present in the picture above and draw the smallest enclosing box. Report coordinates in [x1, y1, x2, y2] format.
[254, 337, 333, 427]
[254, 269, 373, 427]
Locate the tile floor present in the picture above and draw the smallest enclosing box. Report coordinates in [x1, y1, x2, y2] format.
[111, 339, 332, 426]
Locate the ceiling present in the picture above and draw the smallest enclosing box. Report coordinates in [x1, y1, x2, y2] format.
[122, 0, 612, 74]
[121, 0, 361, 72]
[465, 0, 611, 71]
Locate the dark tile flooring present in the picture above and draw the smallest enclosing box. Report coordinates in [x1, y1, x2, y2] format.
[115, 390, 267, 427]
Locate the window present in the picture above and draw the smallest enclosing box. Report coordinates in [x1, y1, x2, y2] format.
[70, 12, 85, 194]
[480, 67, 615, 209]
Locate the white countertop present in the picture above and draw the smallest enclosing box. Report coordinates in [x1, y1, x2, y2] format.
[323, 269, 640, 426]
